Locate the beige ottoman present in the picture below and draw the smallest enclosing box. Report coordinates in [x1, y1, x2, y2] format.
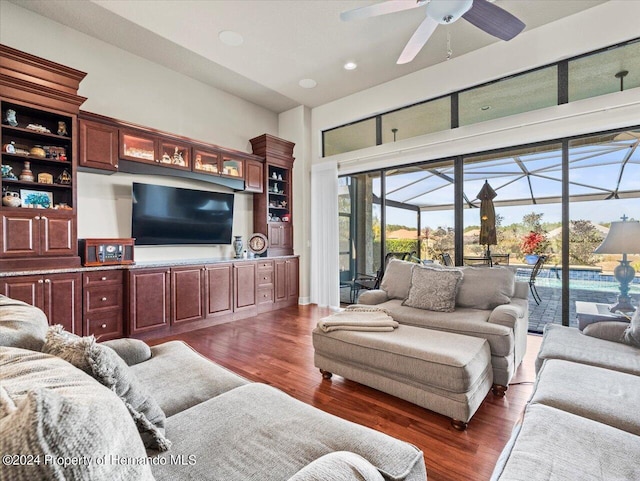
[312, 324, 493, 430]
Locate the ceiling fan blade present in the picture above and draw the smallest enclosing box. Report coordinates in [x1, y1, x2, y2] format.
[462, 0, 525, 41]
[340, 0, 423, 22]
[397, 16, 439, 64]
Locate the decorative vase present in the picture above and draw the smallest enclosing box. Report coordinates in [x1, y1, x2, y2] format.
[2, 191, 21, 207]
[19, 161, 34, 182]
[525, 254, 539, 265]
[233, 236, 243, 258]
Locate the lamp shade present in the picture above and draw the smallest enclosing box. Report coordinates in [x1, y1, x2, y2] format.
[594, 220, 640, 254]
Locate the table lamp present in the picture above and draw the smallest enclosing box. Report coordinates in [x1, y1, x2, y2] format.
[594, 216, 640, 313]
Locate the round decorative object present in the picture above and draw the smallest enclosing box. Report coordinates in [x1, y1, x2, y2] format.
[248, 233, 268, 255]
[2, 191, 21, 207]
[19, 161, 34, 182]
[29, 146, 46, 158]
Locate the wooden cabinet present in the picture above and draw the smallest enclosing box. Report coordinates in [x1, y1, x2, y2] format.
[83, 270, 123, 340]
[79, 117, 118, 171]
[233, 262, 257, 314]
[251, 134, 295, 256]
[275, 257, 299, 307]
[0, 45, 85, 271]
[127, 268, 170, 336]
[171, 265, 205, 324]
[256, 259, 274, 312]
[245, 159, 263, 193]
[205, 263, 233, 318]
[1, 210, 75, 258]
[0, 272, 82, 335]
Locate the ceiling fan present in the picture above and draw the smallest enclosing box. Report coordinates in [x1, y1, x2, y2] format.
[341, 0, 525, 64]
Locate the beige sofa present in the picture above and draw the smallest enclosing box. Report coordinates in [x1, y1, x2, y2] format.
[0, 295, 427, 481]
[358, 259, 529, 394]
[491, 319, 640, 480]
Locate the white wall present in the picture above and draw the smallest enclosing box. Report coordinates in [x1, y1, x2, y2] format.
[279, 105, 312, 303]
[0, 1, 278, 261]
[311, 0, 640, 173]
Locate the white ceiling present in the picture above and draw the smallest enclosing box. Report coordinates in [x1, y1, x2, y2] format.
[10, 0, 607, 113]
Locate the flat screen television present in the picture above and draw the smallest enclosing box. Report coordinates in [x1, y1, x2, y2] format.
[131, 183, 234, 245]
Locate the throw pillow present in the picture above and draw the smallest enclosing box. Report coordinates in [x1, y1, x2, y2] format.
[456, 267, 516, 310]
[402, 265, 463, 312]
[42, 325, 171, 451]
[0, 346, 155, 481]
[0, 294, 49, 351]
[623, 308, 640, 348]
[380, 259, 414, 299]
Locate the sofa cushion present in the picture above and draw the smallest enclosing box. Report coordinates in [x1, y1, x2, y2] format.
[535, 324, 640, 374]
[490, 403, 640, 481]
[151, 383, 425, 481]
[42, 325, 170, 451]
[531, 359, 640, 436]
[130, 341, 248, 417]
[623, 307, 640, 348]
[0, 346, 155, 481]
[287, 452, 385, 481]
[456, 267, 515, 310]
[402, 265, 463, 312]
[378, 299, 513, 357]
[380, 259, 414, 300]
[0, 294, 48, 351]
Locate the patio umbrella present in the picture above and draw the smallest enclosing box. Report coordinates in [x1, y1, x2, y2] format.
[477, 180, 497, 257]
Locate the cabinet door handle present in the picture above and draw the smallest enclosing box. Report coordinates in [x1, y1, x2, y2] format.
[101, 323, 107, 329]
[44, 279, 51, 283]
[35, 216, 41, 220]
[101, 297, 107, 301]
[38, 279, 44, 284]
[41, 216, 47, 220]
[101, 276, 107, 281]
[114, 164, 119, 168]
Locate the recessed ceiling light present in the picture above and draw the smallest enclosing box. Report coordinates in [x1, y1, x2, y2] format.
[219, 30, 244, 47]
[481, 105, 491, 111]
[299, 78, 317, 89]
[344, 61, 358, 71]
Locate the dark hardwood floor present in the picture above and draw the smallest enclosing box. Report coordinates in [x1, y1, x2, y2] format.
[149, 304, 542, 481]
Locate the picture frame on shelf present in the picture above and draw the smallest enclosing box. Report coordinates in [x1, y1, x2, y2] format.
[20, 189, 53, 209]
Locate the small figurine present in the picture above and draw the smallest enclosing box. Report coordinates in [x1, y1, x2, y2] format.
[172, 147, 185, 166]
[160, 152, 172, 163]
[195, 154, 202, 169]
[57, 121, 68, 136]
[57, 169, 72, 185]
[1, 164, 17, 180]
[4, 109, 17, 127]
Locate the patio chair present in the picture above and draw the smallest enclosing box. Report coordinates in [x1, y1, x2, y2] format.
[440, 253, 454, 266]
[529, 255, 548, 305]
[350, 252, 412, 302]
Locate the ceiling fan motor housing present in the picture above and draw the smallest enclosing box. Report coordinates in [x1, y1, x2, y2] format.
[426, 0, 474, 24]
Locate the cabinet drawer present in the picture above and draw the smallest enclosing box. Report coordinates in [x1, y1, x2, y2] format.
[85, 285, 123, 312]
[257, 287, 274, 304]
[257, 270, 273, 286]
[257, 260, 274, 270]
[83, 270, 123, 286]
[85, 311, 123, 341]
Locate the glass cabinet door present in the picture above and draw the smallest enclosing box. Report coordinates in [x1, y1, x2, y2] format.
[119, 130, 157, 164]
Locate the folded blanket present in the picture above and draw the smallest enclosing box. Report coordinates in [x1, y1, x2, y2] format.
[317, 306, 398, 333]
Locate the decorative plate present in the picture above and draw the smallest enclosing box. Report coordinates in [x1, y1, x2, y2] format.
[248, 233, 268, 255]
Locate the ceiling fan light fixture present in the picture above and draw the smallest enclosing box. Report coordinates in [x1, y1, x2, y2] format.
[426, 0, 473, 24]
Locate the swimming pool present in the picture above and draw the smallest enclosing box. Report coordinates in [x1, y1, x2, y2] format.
[515, 272, 640, 294]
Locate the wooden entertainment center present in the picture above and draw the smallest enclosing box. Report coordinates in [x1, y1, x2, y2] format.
[0, 44, 298, 341]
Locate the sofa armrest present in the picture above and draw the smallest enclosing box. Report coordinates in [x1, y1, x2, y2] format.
[287, 452, 385, 481]
[357, 290, 389, 305]
[488, 301, 527, 330]
[101, 338, 152, 366]
[583, 321, 629, 343]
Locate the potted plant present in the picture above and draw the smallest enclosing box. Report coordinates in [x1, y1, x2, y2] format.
[521, 231, 548, 264]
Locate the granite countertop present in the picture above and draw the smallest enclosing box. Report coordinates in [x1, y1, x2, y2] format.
[0, 255, 298, 277]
